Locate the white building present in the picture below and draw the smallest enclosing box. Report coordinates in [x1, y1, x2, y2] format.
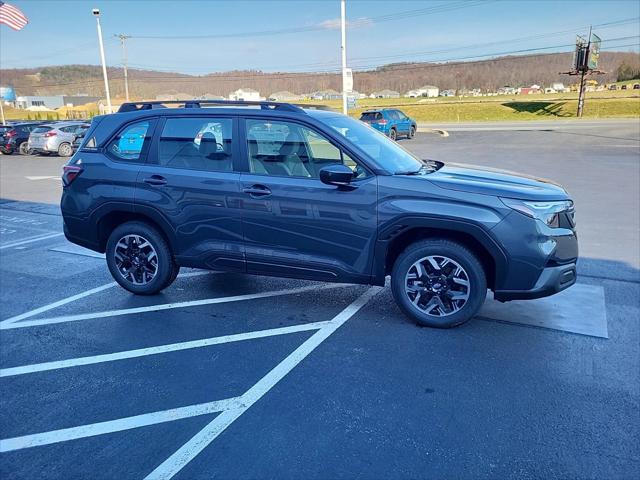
[370, 89, 400, 99]
[404, 85, 439, 98]
[229, 88, 262, 101]
[268, 91, 303, 102]
[550, 82, 569, 93]
[15, 95, 99, 110]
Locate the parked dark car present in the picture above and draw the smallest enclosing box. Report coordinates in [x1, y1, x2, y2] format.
[61, 100, 578, 328]
[0, 122, 44, 155]
[359, 109, 417, 141]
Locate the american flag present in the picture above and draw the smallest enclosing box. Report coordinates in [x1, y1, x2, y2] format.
[0, 1, 28, 31]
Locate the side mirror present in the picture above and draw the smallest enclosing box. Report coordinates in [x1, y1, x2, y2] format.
[319, 164, 355, 187]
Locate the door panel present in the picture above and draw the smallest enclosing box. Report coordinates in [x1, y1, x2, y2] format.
[240, 174, 377, 282]
[135, 116, 245, 271]
[240, 118, 378, 283]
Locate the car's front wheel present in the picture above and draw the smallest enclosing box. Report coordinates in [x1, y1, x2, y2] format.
[391, 239, 487, 328]
[106, 221, 177, 295]
[18, 142, 29, 155]
[408, 125, 416, 139]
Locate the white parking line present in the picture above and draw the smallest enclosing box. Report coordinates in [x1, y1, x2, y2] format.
[0, 397, 243, 453]
[0, 270, 212, 328]
[145, 286, 382, 480]
[0, 287, 379, 460]
[0, 321, 331, 378]
[0, 232, 64, 250]
[0, 283, 345, 330]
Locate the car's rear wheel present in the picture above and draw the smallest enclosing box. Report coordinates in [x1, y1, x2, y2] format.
[391, 239, 487, 328]
[58, 142, 73, 157]
[106, 222, 176, 295]
[389, 128, 397, 141]
[408, 126, 416, 139]
[18, 142, 29, 155]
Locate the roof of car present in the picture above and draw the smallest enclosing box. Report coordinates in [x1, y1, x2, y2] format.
[108, 101, 342, 124]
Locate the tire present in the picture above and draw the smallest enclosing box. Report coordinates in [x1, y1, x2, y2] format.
[18, 142, 29, 155]
[408, 125, 416, 139]
[389, 128, 397, 141]
[391, 239, 487, 328]
[168, 262, 181, 285]
[58, 142, 73, 157]
[105, 221, 176, 295]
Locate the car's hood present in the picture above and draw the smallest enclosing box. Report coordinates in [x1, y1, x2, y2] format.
[426, 162, 569, 201]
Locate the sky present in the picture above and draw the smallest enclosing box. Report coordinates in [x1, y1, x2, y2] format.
[0, 0, 639, 75]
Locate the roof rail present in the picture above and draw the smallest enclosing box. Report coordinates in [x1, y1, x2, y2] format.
[117, 99, 306, 114]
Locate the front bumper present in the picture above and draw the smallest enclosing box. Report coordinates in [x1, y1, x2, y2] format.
[490, 209, 578, 301]
[494, 262, 577, 301]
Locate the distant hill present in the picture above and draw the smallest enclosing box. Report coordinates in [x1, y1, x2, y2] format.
[1, 51, 638, 99]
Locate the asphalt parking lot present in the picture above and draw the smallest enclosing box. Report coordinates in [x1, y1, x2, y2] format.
[1, 119, 639, 479]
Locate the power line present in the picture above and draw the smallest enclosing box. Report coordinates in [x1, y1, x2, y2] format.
[127, 1, 490, 39]
[16, 35, 638, 89]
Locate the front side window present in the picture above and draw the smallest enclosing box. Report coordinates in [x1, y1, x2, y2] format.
[246, 119, 368, 179]
[158, 117, 233, 172]
[107, 120, 150, 162]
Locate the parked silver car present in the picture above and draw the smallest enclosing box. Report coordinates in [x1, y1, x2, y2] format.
[28, 122, 87, 157]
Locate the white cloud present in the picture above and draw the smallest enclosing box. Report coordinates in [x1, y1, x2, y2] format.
[318, 17, 374, 30]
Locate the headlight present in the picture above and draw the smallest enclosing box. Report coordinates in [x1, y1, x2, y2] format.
[501, 198, 573, 228]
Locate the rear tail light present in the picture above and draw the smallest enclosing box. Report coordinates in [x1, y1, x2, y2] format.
[62, 165, 83, 186]
[377, 119, 388, 125]
[44, 131, 57, 137]
[6, 129, 17, 138]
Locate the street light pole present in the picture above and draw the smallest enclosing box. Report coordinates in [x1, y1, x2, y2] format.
[116, 34, 131, 101]
[93, 8, 112, 113]
[340, 0, 347, 115]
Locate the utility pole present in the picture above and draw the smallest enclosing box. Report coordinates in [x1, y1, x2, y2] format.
[116, 34, 131, 101]
[92, 8, 112, 113]
[562, 26, 603, 118]
[576, 26, 592, 118]
[340, 0, 348, 115]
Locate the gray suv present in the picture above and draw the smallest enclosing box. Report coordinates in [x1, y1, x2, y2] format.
[61, 100, 578, 328]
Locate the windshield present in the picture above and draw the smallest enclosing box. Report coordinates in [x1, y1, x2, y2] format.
[322, 115, 423, 174]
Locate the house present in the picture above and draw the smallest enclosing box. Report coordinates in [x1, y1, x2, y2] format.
[155, 93, 197, 101]
[404, 85, 439, 98]
[229, 88, 262, 101]
[15, 95, 99, 110]
[370, 89, 400, 99]
[268, 91, 303, 102]
[550, 82, 569, 93]
[310, 89, 341, 100]
[497, 86, 517, 95]
[439, 89, 456, 97]
[519, 85, 541, 95]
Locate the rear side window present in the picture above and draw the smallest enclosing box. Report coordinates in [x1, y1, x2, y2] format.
[157, 117, 233, 172]
[106, 120, 152, 162]
[360, 112, 382, 121]
[32, 126, 53, 134]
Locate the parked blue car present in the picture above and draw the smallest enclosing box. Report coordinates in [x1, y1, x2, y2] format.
[359, 109, 417, 141]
